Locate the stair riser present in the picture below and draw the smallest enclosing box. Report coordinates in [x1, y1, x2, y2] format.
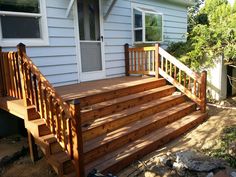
[100, 113, 207, 175]
[48, 158, 74, 176]
[38, 124, 51, 137]
[79, 79, 166, 107]
[83, 96, 186, 141]
[27, 107, 40, 121]
[63, 161, 75, 175]
[84, 104, 196, 164]
[81, 87, 176, 123]
[50, 142, 63, 154]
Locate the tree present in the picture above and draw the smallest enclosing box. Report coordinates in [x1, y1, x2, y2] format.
[167, 0, 236, 70]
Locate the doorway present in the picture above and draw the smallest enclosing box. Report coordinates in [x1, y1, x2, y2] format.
[77, 0, 105, 82]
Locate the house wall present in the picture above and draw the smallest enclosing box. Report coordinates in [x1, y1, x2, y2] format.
[102, 0, 188, 78]
[1, 0, 189, 85]
[2, 0, 79, 87]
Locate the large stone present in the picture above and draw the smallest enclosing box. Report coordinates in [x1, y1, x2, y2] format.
[231, 172, 236, 177]
[175, 150, 225, 172]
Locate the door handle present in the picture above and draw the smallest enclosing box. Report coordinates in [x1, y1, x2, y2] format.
[100, 36, 103, 42]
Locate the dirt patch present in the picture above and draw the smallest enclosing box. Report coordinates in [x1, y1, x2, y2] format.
[0, 135, 56, 177]
[0, 155, 57, 177]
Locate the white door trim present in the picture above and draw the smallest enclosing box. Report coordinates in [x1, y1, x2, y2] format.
[74, 0, 106, 82]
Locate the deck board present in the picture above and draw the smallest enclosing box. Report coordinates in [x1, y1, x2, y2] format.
[55, 76, 158, 101]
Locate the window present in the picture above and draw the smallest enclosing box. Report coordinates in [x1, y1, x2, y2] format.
[0, 0, 48, 46]
[133, 7, 163, 43]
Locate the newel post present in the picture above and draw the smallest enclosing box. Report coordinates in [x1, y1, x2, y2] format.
[155, 43, 160, 78]
[70, 99, 84, 177]
[17, 43, 30, 106]
[124, 43, 130, 76]
[200, 70, 207, 113]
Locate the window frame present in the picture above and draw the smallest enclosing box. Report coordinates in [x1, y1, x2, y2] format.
[132, 5, 164, 44]
[0, 0, 49, 47]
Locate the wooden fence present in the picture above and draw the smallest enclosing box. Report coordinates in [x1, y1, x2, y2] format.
[124, 43, 207, 112]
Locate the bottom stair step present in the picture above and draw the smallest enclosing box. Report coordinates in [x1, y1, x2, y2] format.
[47, 151, 74, 176]
[85, 110, 207, 175]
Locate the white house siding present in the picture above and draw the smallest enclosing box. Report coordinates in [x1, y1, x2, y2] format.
[102, 0, 188, 78]
[2, 0, 79, 86]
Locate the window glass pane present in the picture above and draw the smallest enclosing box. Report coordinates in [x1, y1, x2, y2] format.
[0, 0, 39, 13]
[134, 30, 142, 42]
[88, 0, 100, 41]
[78, 0, 100, 41]
[145, 13, 162, 41]
[1, 16, 40, 38]
[134, 9, 142, 28]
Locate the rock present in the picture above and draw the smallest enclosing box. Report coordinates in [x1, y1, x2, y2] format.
[206, 172, 214, 177]
[158, 155, 168, 166]
[231, 172, 236, 177]
[144, 171, 156, 177]
[176, 150, 225, 172]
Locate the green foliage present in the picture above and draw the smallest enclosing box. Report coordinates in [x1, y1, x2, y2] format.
[167, 0, 236, 70]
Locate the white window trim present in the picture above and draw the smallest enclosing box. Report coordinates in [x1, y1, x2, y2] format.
[131, 4, 164, 44]
[0, 0, 49, 47]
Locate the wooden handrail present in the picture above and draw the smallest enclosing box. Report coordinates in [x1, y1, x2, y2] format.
[125, 43, 207, 113]
[159, 47, 201, 83]
[0, 43, 83, 176]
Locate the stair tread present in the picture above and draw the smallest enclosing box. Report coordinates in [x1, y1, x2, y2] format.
[63, 172, 77, 177]
[39, 133, 56, 143]
[84, 101, 195, 153]
[57, 77, 165, 102]
[29, 118, 46, 125]
[81, 85, 175, 112]
[85, 110, 207, 174]
[48, 151, 70, 164]
[82, 94, 185, 131]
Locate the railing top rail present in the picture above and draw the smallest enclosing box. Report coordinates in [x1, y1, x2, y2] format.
[159, 47, 201, 83]
[128, 46, 155, 52]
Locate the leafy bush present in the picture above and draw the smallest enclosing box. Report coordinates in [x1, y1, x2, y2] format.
[167, 0, 236, 70]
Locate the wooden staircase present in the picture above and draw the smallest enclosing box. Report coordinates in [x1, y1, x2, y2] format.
[0, 43, 208, 177]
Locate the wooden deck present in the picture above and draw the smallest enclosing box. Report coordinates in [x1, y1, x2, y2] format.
[56, 76, 157, 101]
[0, 44, 208, 177]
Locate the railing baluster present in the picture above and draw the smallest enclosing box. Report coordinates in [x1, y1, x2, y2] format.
[43, 89, 50, 126]
[184, 73, 186, 87]
[38, 80, 44, 117]
[67, 118, 73, 159]
[15, 53, 23, 99]
[4, 53, 11, 96]
[134, 51, 137, 72]
[174, 65, 177, 79]
[194, 79, 197, 95]
[179, 70, 182, 84]
[12, 52, 19, 98]
[33, 75, 39, 111]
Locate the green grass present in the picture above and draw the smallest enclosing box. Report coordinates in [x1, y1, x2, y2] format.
[203, 125, 236, 168]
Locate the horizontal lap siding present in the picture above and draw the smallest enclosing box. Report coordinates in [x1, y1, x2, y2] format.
[103, 0, 188, 78]
[2, 0, 78, 86]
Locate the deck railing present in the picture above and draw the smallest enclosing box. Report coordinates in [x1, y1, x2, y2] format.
[125, 43, 207, 112]
[0, 43, 84, 176]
